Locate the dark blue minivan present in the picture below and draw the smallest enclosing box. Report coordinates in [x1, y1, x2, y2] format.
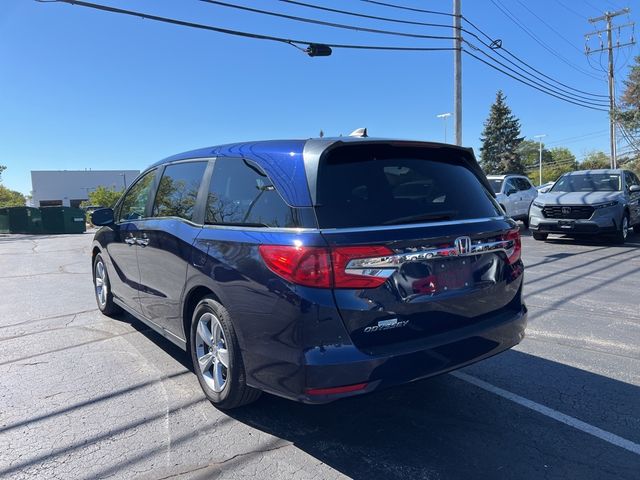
[90, 137, 527, 409]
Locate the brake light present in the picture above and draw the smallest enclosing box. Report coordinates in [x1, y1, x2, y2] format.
[331, 246, 394, 288]
[258, 244, 394, 289]
[258, 245, 332, 288]
[504, 229, 521, 264]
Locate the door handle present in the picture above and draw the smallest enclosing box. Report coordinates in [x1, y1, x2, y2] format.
[125, 237, 136, 246]
[136, 238, 149, 247]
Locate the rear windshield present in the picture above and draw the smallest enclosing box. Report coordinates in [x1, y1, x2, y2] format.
[488, 178, 503, 193]
[315, 146, 500, 228]
[551, 173, 621, 192]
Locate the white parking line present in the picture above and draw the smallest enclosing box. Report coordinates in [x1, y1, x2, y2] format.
[451, 371, 640, 456]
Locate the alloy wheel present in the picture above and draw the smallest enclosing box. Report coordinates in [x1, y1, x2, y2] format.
[195, 312, 229, 393]
[94, 260, 107, 307]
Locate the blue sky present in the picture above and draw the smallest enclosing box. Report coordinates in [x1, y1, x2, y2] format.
[0, 0, 637, 194]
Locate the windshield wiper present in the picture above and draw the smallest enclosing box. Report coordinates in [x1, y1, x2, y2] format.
[382, 212, 457, 226]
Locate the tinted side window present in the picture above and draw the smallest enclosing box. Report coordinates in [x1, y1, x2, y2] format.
[504, 179, 517, 193]
[152, 161, 208, 221]
[206, 158, 298, 227]
[516, 178, 532, 190]
[118, 170, 156, 222]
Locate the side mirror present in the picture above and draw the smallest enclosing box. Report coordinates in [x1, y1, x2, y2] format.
[91, 208, 114, 226]
[506, 188, 517, 196]
[630, 185, 640, 193]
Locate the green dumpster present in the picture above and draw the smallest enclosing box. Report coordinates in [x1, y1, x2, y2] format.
[0, 207, 43, 234]
[40, 207, 86, 234]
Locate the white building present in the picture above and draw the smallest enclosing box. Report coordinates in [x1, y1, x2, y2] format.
[30, 170, 140, 208]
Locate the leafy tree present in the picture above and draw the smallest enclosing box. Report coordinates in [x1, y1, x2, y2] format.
[518, 139, 551, 169]
[480, 91, 525, 174]
[80, 185, 123, 209]
[0, 185, 26, 207]
[618, 55, 640, 134]
[0, 165, 5, 183]
[580, 151, 610, 170]
[525, 147, 577, 185]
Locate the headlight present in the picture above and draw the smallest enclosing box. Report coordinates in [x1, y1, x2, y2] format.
[532, 201, 544, 208]
[593, 201, 619, 209]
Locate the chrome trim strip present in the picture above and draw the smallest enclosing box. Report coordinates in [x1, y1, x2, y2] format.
[203, 224, 318, 233]
[345, 238, 513, 272]
[320, 216, 507, 234]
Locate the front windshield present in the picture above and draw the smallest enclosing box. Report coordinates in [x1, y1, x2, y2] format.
[488, 178, 503, 193]
[551, 173, 621, 193]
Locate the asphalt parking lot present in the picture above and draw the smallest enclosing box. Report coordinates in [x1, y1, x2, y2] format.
[0, 230, 639, 479]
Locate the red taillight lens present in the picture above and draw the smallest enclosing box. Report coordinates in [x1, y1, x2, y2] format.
[258, 245, 332, 288]
[259, 244, 394, 289]
[504, 229, 521, 264]
[331, 246, 394, 289]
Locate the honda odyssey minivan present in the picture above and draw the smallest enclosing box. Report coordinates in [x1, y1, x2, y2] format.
[90, 137, 527, 409]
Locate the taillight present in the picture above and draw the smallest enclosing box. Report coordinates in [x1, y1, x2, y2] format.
[258, 244, 394, 289]
[504, 229, 521, 264]
[331, 246, 394, 288]
[258, 245, 332, 288]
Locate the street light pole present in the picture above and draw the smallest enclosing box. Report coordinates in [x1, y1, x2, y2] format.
[120, 173, 127, 190]
[453, 0, 462, 146]
[436, 112, 452, 143]
[534, 134, 546, 186]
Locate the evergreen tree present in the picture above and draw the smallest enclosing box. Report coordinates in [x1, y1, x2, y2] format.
[480, 91, 524, 174]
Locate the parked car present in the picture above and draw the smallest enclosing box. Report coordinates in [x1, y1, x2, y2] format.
[536, 181, 555, 193]
[90, 138, 527, 409]
[487, 174, 538, 227]
[529, 169, 640, 243]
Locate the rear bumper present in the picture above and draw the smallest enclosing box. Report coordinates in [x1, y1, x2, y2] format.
[295, 305, 527, 404]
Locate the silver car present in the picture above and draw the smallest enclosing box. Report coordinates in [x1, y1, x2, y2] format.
[529, 169, 640, 244]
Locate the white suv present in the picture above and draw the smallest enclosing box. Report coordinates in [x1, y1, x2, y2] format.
[487, 174, 538, 227]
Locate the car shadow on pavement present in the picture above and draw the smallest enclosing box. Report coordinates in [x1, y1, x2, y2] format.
[225, 349, 639, 480]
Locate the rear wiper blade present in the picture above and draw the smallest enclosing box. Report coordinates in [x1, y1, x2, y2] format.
[382, 212, 457, 226]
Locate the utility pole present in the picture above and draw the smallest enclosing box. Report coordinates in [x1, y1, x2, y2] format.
[586, 8, 635, 169]
[534, 134, 546, 186]
[453, 0, 462, 146]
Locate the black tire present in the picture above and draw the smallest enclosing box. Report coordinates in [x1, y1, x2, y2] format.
[613, 213, 630, 244]
[532, 232, 547, 241]
[190, 296, 261, 409]
[93, 253, 122, 316]
[634, 224, 640, 234]
[522, 217, 530, 229]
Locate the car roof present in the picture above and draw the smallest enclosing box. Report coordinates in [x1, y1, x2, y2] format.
[486, 174, 527, 179]
[566, 169, 623, 175]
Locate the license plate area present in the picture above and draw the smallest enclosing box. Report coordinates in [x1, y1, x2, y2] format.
[558, 220, 575, 229]
[403, 258, 474, 295]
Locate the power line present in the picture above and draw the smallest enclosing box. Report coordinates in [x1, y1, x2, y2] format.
[512, 0, 584, 55]
[459, 17, 608, 98]
[205, 0, 608, 105]
[463, 41, 608, 108]
[277, 0, 453, 31]
[198, 0, 455, 40]
[282, 0, 609, 102]
[463, 50, 608, 111]
[37, 0, 457, 53]
[359, 0, 453, 18]
[489, 0, 603, 81]
[555, 0, 588, 21]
